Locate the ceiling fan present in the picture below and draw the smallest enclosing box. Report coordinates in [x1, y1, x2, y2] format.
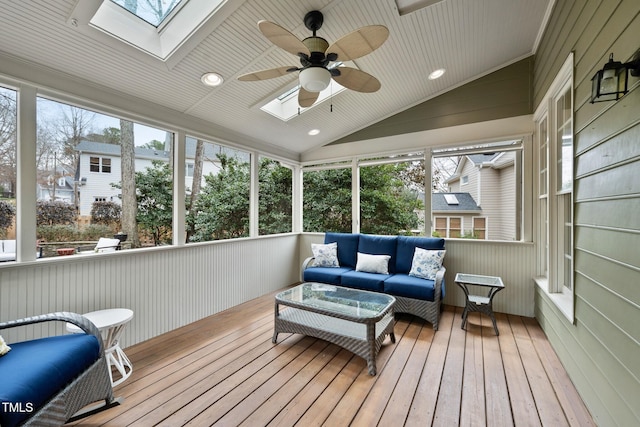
[238, 10, 389, 108]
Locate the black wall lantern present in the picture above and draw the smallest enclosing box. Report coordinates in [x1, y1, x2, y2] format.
[591, 49, 640, 103]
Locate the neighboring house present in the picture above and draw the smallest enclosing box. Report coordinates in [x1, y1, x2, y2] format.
[434, 152, 517, 240]
[74, 138, 227, 217]
[432, 192, 483, 238]
[37, 175, 75, 204]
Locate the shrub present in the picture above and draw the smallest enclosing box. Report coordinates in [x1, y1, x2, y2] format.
[36, 200, 76, 225]
[91, 201, 122, 226]
[36, 224, 112, 242]
[0, 200, 16, 238]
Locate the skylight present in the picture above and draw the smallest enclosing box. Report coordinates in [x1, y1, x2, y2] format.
[110, 0, 186, 27]
[444, 194, 460, 205]
[70, 0, 231, 61]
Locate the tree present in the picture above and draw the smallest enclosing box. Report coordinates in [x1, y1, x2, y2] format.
[303, 168, 353, 233]
[185, 139, 205, 241]
[134, 161, 173, 245]
[0, 89, 17, 196]
[188, 154, 250, 242]
[0, 200, 16, 238]
[56, 106, 96, 171]
[120, 119, 140, 247]
[259, 158, 292, 234]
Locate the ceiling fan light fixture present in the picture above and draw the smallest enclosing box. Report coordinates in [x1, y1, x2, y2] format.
[299, 67, 331, 92]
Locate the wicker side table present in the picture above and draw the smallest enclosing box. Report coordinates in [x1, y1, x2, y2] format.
[455, 273, 504, 335]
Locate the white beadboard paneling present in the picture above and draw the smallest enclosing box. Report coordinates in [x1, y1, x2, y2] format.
[0, 234, 299, 348]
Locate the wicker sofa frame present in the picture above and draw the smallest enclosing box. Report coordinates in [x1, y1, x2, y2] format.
[0, 312, 121, 426]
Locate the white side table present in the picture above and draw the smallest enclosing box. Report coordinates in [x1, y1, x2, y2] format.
[67, 308, 134, 387]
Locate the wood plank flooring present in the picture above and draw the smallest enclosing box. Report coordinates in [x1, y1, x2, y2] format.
[70, 287, 594, 426]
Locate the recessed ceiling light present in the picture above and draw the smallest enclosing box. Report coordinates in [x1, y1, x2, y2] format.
[308, 129, 320, 136]
[428, 68, 446, 80]
[201, 72, 224, 86]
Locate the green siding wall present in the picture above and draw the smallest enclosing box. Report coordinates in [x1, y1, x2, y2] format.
[534, 1, 640, 426]
[331, 56, 534, 145]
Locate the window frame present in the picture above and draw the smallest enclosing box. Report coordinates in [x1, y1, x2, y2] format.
[533, 52, 575, 323]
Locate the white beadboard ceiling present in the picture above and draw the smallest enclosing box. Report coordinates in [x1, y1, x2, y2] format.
[0, 0, 551, 158]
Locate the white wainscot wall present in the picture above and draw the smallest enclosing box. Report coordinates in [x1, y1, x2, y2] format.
[0, 234, 300, 348]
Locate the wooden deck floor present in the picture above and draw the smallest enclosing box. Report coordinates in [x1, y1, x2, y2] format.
[70, 287, 594, 426]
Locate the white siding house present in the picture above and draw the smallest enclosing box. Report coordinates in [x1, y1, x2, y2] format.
[75, 139, 224, 217]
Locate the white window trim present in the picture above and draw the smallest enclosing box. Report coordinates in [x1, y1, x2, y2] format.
[533, 52, 574, 323]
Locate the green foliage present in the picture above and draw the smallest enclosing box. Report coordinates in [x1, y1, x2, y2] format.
[0, 200, 16, 237]
[303, 168, 353, 233]
[360, 164, 420, 235]
[90, 201, 121, 226]
[134, 161, 173, 245]
[188, 154, 250, 242]
[303, 163, 420, 235]
[259, 158, 292, 235]
[37, 224, 112, 242]
[36, 200, 77, 225]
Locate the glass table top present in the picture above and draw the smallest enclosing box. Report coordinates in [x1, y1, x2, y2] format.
[455, 273, 504, 287]
[276, 283, 395, 320]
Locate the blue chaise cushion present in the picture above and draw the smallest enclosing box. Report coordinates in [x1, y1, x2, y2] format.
[357, 234, 398, 273]
[0, 334, 101, 427]
[324, 233, 360, 269]
[395, 236, 445, 274]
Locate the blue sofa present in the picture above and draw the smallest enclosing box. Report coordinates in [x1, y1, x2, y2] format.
[0, 312, 120, 426]
[302, 233, 446, 330]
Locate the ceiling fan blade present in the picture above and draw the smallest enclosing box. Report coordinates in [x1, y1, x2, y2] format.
[298, 88, 319, 108]
[238, 66, 297, 81]
[258, 20, 311, 57]
[332, 67, 381, 93]
[327, 25, 389, 61]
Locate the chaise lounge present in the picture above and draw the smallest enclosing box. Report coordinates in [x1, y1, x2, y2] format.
[0, 312, 120, 426]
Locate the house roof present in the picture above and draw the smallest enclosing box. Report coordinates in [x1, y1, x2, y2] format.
[432, 192, 481, 213]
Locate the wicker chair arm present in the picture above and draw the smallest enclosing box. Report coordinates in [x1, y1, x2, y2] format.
[0, 311, 105, 354]
[433, 266, 446, 301]
[300, 256, 316, 281]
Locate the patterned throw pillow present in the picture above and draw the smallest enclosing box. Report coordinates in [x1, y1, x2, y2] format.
[311, 242, 340, 267]
[409, 248, 446, 280]
[0, 335, 11, 356]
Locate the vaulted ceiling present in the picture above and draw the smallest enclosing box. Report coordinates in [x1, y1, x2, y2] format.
[0, 0, 552, 157]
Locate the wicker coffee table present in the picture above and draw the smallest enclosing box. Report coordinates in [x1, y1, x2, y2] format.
[273, 283, 395, 375]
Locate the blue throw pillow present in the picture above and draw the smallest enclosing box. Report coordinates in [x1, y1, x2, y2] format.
[311, 242, 339, 267]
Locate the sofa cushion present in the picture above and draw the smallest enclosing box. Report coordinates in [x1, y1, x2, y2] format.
[0, 334, 100, 427]
[395, 236, 445, 274]
[384, 274, 441, 301]
[355, 252, 391, 274]
[341, 270, 390, 292]
[2, 240, 16, 253]
[324, 233, 359, 269]
[311, 242, 339, 267]
[358, 234, 398, 273]
[304, 266, 353, 285]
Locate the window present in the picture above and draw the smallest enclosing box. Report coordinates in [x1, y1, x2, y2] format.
[303, 165, 352, 233]
[185, 138, 250, 242]
[36, 97, 172, 252]
[259, 157, 292, 235]
[534, 53, 574, 321]
[432, 140, 523, 241]
[0, 86, 17, 252]
[359, 156, 423, 235]
[90, 156, 111, 173]
[185, 162, 194, 178]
